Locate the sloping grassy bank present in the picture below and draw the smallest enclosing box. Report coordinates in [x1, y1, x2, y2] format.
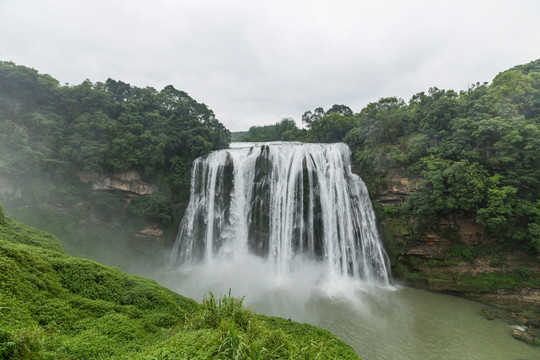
[0, 206, 358, 359]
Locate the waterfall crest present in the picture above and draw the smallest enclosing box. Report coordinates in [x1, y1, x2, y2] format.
[170, 142, 390, 285]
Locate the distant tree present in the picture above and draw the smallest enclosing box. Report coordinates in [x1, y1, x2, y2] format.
[302, 107, 325, 125]
[409, 87, 459, 133]
[239, 117, 300, 142]
[308, 113, 355, 143]
[326, 104, 353, 117]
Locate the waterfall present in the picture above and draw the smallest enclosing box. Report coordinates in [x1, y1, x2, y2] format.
[170, 142, 390, 285]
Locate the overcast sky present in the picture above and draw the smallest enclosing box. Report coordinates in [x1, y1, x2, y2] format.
[1, 0, 539, 131]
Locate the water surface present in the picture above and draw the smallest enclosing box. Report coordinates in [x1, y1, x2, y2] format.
[155, 257, 539, 360]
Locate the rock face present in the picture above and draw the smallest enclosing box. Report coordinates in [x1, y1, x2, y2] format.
[467, 288, 540, 311]
[135, 225, 164, 239]
[358, 166, 540, 318]
[512, 327, 540, 346]
[74, 170, 165, 244]
[75, 170, 158, 195]
[374, 170, 418, 206]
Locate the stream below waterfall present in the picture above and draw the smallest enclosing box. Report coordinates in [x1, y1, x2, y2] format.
[154, 258, 539, 360]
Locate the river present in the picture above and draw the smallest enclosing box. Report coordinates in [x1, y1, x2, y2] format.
[155, 255, 539, 360]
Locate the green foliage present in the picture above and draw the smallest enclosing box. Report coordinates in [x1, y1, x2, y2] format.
[476, 182, 517, 239]
[308, 113, 356, 143]
[237, 117, 303, 142]
[0, 214, 359, 359]
[447, 243, 477, 262]
[0, 216, 63, 253]
[517, 266, 531, 279]
[303, 58, 540, 252]
[489, 69, 538, 117]
[185, 291, 251, 331]
[349, 97, 409, 147]
[410, 87, 459, 132]
[0, 61, 233, 268]
[0, 60, 231, 204]
[128, 192, 172, 225]
[156, 291, 359, 360]
[0, 327, 44, 360]
[444, 161, 489, 211]
[458, 270, 540, 293]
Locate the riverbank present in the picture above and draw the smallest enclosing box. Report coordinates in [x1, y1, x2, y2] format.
[0, 207, 359, 359]
[351, 163, 540, 347]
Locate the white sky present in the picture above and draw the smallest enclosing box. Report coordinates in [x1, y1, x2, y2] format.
[1, 0, 539, 131]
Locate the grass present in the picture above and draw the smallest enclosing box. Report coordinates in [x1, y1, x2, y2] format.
[0, 211, 359, 359]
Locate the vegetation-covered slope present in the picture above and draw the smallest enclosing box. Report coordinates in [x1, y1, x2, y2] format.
[0, 61, 230, 201]
[0, 206, 359, 359]
[0, 61, 231, 268]
[245, 59, 539, 253]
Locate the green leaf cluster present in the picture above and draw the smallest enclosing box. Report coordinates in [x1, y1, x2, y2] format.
[302, 59, 540, 251]
[234, 117, 306, 142]
[0, 62, 231, 204]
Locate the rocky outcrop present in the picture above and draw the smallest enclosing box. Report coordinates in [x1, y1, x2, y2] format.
[467, 288, 540, 312]
[512, 327, 540, 346]
[75, 170, 158, 195]
[358, 166, 540, 330]
[374, 170, 419, 206]
[399, 216, 491, 259]
[135, 225, 164, 239]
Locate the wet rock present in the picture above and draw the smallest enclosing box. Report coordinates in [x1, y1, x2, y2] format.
[512, 328, 539, 346]
[480, 309, 495, 320]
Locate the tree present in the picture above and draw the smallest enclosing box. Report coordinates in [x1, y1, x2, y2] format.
[326, 104, 353, 117]
[238, 118, 299, 142]
[308, 113, 355, 143]
[489, 69, 538, 118]
[302, 107, 325, 125]
[409, 87, 459, 133]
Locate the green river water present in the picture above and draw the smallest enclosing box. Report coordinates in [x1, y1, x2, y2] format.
[157, 257, 539, 360]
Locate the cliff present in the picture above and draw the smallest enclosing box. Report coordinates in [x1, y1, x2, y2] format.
[365, 167, 540, 317]
[1, 169, 173, 274]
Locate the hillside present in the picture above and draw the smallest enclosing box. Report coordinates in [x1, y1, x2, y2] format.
[0, 206, 359, 359]
[1, 58, 539, 320]
[240, 59, 540, 317]
[0, 61, 230, 270]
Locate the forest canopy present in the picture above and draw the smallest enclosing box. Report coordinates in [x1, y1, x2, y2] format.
[240, 59, 540, 252]
[0, 61, 231, 203]
[1, 59, 539, 254]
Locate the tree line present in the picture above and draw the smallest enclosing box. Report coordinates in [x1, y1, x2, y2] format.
[1, 59, 538, 252]
[0, 61, 230, 224]
[239, 59, 540, 252]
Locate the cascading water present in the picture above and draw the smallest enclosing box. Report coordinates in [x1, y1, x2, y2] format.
[170, 142, 390, 285]
[161, 142, 538, 360]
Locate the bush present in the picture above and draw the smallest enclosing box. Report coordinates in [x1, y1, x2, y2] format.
[128, 192, 172, 224]
[0, 328, 44, 360]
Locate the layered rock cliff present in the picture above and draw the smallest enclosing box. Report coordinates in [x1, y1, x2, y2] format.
[363, 166, 540, 317]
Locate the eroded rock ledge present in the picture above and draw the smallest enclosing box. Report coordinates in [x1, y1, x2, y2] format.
[75, 170, 158, 195]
